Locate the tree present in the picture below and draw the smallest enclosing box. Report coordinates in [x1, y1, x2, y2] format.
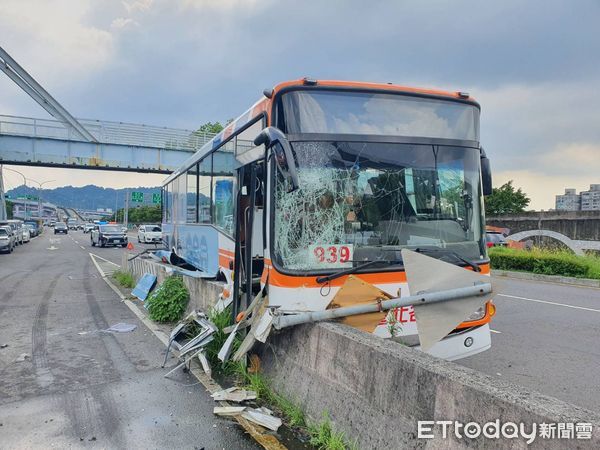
[484, 180, 530, 216]
[6, 200, 13, 219]
[196, 122, 225, 135]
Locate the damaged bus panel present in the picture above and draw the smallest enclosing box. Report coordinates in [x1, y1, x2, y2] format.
[162, 79, 495, 361]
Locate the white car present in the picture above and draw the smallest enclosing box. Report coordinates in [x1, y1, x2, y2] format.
[22, 228, 31, 243]
[138, 224, 162, 243]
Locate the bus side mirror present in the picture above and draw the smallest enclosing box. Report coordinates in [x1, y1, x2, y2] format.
[480, 147, 492, 196]
[254, 127, 299, 192]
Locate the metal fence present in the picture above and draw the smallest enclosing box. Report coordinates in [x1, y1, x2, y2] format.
[0, 114, 215, 151]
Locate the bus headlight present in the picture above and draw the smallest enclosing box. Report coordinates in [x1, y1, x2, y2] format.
[467, 305, 486, 321]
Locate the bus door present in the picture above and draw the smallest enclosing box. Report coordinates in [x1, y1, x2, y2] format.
[233, 160, 265, 316]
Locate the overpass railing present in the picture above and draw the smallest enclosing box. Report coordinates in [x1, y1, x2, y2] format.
[0, 114, 215, 151]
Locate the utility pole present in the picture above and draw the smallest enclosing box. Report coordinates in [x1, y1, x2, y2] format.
[124, 189, 129, 229]
[0, 165, 7, 221]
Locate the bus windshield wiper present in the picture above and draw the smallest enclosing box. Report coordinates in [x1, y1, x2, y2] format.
[316, 259, 402, 284]
[414, 247, 481, 272]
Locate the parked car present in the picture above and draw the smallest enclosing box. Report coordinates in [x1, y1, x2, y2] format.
[54, 222, 68, 234]
[24, 223, 37, 238]
[1, 220, 24, 246]
[0, 226, 15, 253]
[138, 224, 162, 243]
[83, 223, 95, 234]
[91, 224, 128, 247]
[486, 232, 508, 248]
[22, 227, 31, 243]
[24, 221, 40, 237]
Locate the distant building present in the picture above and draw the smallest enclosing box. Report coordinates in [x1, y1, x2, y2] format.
[555, 185, 600, 211]
[555, 188, 580, 211]
[581, 184, 600, 211]
[10, 198, 57, 220]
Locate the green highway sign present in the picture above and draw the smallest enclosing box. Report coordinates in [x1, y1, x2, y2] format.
[131, 191, 144, 203]
[152, 193, 161, 204]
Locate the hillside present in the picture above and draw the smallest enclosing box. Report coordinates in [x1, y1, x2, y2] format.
[6, 185, 161, 211]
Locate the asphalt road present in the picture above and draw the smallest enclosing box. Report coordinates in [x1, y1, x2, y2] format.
[0, 231, 261, 450]
[458, 275, 600, 412]
[81, 228, 600, 412]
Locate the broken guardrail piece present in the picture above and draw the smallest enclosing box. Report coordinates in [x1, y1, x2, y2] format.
[211, 387, 258, 402]
[162, 311, 218, 375]
[214, 406, 282, 431]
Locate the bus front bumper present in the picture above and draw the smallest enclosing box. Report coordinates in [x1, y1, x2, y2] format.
[421, 324, 491, 361]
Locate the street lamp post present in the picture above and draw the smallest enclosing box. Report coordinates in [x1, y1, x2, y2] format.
[1, 166, 28, 219]
[26, 178, 55, 220]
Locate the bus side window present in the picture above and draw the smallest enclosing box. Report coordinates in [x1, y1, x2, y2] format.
[212, 145, 235, 235]
[199, 156, 212, 224]
[187, 164, 198, 223]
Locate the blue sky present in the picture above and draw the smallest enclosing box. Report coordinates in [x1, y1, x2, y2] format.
[1, 0, 599, 209]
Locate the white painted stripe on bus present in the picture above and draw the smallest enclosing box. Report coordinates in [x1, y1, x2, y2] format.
[497, 294, 600, 313]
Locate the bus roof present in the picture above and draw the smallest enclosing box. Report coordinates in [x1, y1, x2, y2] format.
[271, 78, 476, 102]
[164, 78, 476, 185]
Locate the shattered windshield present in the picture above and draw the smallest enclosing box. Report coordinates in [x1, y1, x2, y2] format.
[273, 141, 485, 272]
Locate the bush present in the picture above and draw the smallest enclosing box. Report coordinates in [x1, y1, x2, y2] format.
[489, 247, 600, 279]
[146, 276, 189, 322]
[113, 270, 135, 288]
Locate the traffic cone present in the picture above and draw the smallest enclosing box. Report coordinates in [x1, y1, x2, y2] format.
[127, 242, 134, 250]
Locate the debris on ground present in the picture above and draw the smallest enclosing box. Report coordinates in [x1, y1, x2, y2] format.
[0, 343, 8, 349]
[16, 353, 30, 362]
[104, 323, 137, 333]
[211, 387, 257, 403]
[162, 311, 217, 377]
[214, 406, 246, 416]
[241, 407, 282, 431]
[131, 273, 157, 301]
[214, 406, 282, 431]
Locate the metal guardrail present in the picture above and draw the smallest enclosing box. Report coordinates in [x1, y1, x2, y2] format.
[0, 114, 216, 151]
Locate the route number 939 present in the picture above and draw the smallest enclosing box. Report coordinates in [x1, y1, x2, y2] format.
[309, 244, 353, 268]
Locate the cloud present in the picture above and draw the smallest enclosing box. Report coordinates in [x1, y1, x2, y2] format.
[0, 0, 114, 84]
[0, 0, 599, 202]
[122, 0, 153, 14]
[111, 17, 139, 29]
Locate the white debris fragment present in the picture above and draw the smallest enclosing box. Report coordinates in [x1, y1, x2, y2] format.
[211, 387, 257, 403]
[241, 407, 282, 431]
[213, 406, 246, 416]
[16, 353, 30, 362]
[253, 309, 274, 343]
[218, 322, 240, 362]
[197, 351, 212, 377]
[213, 405, 282, 431]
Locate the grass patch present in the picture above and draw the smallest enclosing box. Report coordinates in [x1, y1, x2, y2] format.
[113, 270, 135, 288]
[489, 247, 600, 279]
[235, 363, 356, 449]
[308, 412, 356, 450]
[203, 307, 242, 375]
[146, 275, 189, 322]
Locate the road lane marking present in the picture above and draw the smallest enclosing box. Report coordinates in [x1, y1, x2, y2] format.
[490, 329, 502, 334]
[80, 245, 85, 249]
[497, 294, 600, 313]
[90, 254, 288, 450]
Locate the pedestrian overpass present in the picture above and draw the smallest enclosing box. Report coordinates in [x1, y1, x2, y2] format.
[0, 45, 214, 220]
[0, 114, 213, 173]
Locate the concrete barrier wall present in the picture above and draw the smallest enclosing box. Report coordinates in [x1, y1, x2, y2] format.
[123, 255, 222, 313]
[258, 322, 600, 449]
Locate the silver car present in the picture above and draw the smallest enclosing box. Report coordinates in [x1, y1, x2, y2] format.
[0, 226, 15, 253]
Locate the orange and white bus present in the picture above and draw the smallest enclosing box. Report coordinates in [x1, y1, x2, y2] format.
[162, 78, 495, 360]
